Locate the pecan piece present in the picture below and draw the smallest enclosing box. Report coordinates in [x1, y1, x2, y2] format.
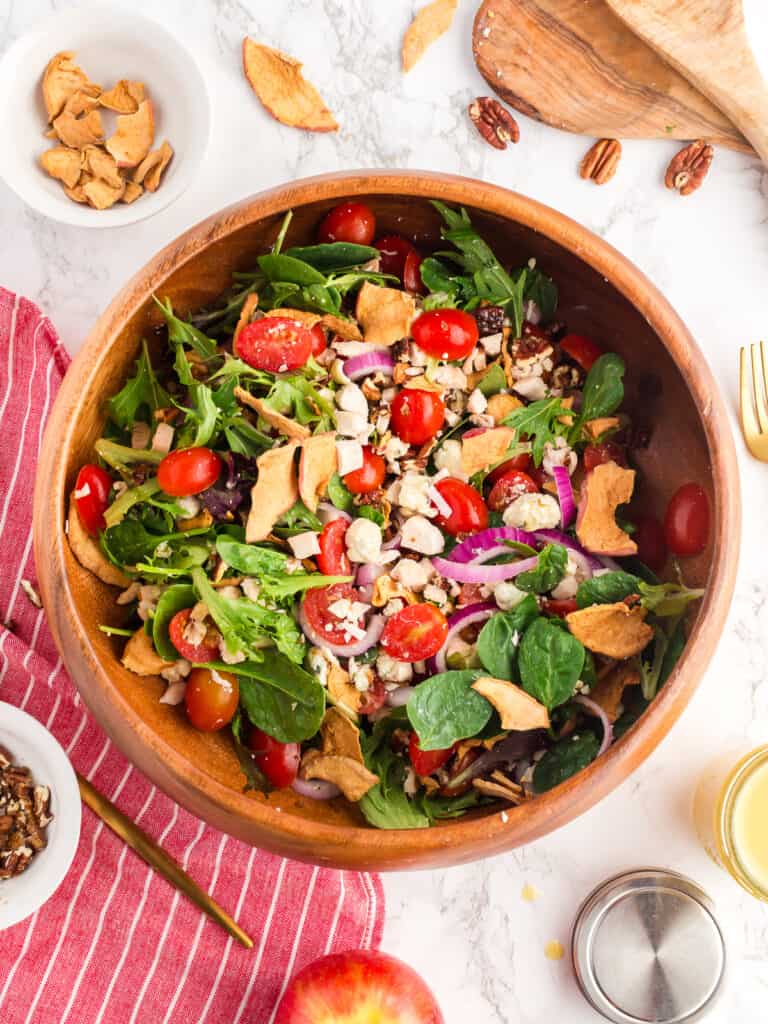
[579, 138, 622, 185]
[665, 140, 713, 196]
[468, 97, 520, 151]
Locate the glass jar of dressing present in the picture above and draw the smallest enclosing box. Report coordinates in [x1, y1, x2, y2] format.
[694, 744, 768, 901]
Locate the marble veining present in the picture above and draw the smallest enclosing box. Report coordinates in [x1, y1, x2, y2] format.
[2, 1, 768, 1020]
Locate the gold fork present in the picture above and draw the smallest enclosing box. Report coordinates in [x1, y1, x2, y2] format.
[739, 342, 768, 460]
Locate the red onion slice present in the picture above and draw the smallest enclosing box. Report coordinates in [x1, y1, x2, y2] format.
[532, 530, 603, 572]
[343, 350, 395, 381]
[432, 555, 538, 584]
[298, 603, 385, 657]
[429, 601, 497, 675]
[356, 562, 386, 602]
[385, 685, 416, 707]
[573, 694, 614, 757]
[449, 527, 538, 564]
[318, 501, 352, 524]
[552, 465, 575, 528]
[292, 777, 341, 800]
[382, 530, 402, 551]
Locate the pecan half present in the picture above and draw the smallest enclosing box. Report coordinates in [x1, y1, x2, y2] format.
[665, 140, 713, 196]
[468, 97, 520, 151]
[579, 139, 622, 185]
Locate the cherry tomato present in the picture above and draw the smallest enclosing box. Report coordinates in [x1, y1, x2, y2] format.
[74, 463, 113, 535]
[184, 667, 239, 732]
[358, 677, 387, 716]
[408, 733, 454, 776]
[583, 442, 627, 472]
[309, 323, 327, 357]
[380, 604, 449, 663]
[343, 446, 386, 495]
[560, 333, 603, 371]
[486, 453, 532, 487]
[664, 483, 709, 556]
[390, 388, 445, 445]
[158, 446, 222, 497]
[632, 514, 668, 573]
[235, 316, 313, 373]
[248, 728, 300, 789]
[374, 234, 416, 279]
[317, 202, 376, 245]
[316, 519, 352, 576]
[168, 608, 219, 663]
[403, 250, 425, 294]
[542, 597, 578, 617]
[302, 583, 365, 647]
[433, 478, 489, 536]
[412, 309, 479, 361]
[487, 469, 539, 513]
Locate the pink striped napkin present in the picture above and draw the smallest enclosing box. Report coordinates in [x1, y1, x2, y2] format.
[0, 289, 384, 1024]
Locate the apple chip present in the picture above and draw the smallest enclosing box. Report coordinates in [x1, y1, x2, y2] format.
[566, 602, 654, 659]
[320, 314, 362, 342]
[42, 51, 99, 120]
[67, 493, 130, 586]
[105, 100, 154, 169]
[583, 417, 620, 441]
[355, 282, 416, 347]
[81, 145, 123, 189]
[472, 677, 550, 732]
[265, 308, 322, 327]
[234, 386, 311, 441]
[402, 0, 458, 72]
[245, 441, 300, 542]
[298, 432, 337, 511]
[327, 662, 365, 719]
[39, 146, 81, 189]
[299, 749, 378, 802]
[132, 140, 174, 192]
[121, 628, 174, 676]
[242, 38, 338, 132]
[486, 393, 523, 424]
[52, 108, 104, 149]
[576, 460, 638, 557]
[320, 707, 364, 764]
[64, 173, 93, 204]
[461, 427, 515, 476]
[121, 181, 143, 204]
[233, 293, 260, 345]
[83, 176, 126, 210]
[99, 79, 146, 114]
[589, 661, 641, 723]
[61, 88, 101, 117]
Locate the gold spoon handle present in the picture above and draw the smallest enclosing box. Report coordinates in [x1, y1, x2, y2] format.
[77, 773, 253, 949]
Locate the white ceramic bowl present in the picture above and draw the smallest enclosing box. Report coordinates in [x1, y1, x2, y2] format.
[0, 702, 81, 930]
[0, 3, 211, 227]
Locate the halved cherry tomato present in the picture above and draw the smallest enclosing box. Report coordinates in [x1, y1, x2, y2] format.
[302, 583, 364, 646]
[434, 478, 489, 536]
[412, 309, 479, 361]
[408, 733, 455, 776]
[358, 677, 387, 715]
[374, 234, 416, 280]
[236, 317, 313, 373]
[168, 608, 219, 663]
[487, 469, 539, 512]
[317, 202, 376, 245]
[343, 446, 386, 494]
[380, 604, 449, 663]
[583, 442, 627, 472]
[664, 483, 709, 557]
[390, 388, 445, 445]
[316, 519, 352, 576]
[403, 250, 425, 294]
[632, 515, 668, 573]
[248, 728, 300, 789]
[185, 667, 239, 732]
[560, 333, 603, 371]
[74, 463, 113, 535]
[158, 446, 222, 496]
[486, 453, 532, 487]
[309, 323, 327, 357]
[542, 597, 578, 617]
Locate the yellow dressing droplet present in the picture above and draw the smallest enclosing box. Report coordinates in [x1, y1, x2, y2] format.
[545, 940, 564, 961]
[521, 883, 538, 902]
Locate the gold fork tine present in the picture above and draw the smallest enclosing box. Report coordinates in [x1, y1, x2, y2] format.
[740, 347, 761, 454]
[751, 343, 768, 434]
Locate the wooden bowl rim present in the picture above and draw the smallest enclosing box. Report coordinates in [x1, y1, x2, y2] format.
[34, 170, 740, 866]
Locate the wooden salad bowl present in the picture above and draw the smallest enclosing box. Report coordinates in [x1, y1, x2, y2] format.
[33, 172, 740, 870]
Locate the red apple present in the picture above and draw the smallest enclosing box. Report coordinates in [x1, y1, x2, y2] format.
[274, 949, 444, 1023]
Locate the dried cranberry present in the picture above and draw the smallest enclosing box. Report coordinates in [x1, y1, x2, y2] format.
[472, 305, 504, 337]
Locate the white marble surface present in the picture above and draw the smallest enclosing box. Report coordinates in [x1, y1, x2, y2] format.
[2, 1, 768, 1020]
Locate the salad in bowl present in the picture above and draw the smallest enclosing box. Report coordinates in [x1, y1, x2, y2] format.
[67, 198, 707, 829]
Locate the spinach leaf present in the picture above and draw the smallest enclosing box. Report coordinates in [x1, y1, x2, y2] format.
[216, 536, 288, 576]
[576, 571, 642, 608]
[659, 617, 686, 684]
[476, 363, 507, 397]
[407, 670, 490, 750]
[518, 618, 585, 709]
[477, 595, 539, 680]
[503, 397, 572, 466]
[613, 686, 649, 739]
[640, 616, 687, 700]
[260, 573, 352, 600]
[419, 789, 483, 820]
[152, 585, 195, 660]
[515, 544, 568, 594]
[533, 732, 600, 793]
[257, 253, 327, 286]
[618, 556, 660, 585]
[523, 268, 558, 321]
[327, 472, 354, 512]
[576, 571, 704, 617]
[231, 710, 271, 793]
[358, 712, 432, 830]
[285, 243, 379, 271]
[356, 505, 385, 527]
[108, 340, 171, 429]
[219, 654, 325, 743]
[580, 353, 625, 421]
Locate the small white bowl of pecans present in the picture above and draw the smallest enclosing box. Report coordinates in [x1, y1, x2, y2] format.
[0, 702, 81, 930]
[0, 4, 210, 227]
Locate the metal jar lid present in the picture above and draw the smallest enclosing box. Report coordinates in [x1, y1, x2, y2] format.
[572, 869, 726, 1024]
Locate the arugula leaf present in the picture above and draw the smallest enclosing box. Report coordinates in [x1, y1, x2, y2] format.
[271, 210, 293, 255]
[518, 617, 585, 709]
[108, 340, 172, 429]
[533, 732, 600, 793]
[215, 654, 325, 743]
[274, 501, 323, 535]
[152, 584, 195, 660]
[285, 243, 379, 271]
[638, 581, 705, 617]
[327, 472, 354, 512]
[263, 375, 335, 432]
[476, 596, 539, 681]
[503, 397, 572, 466]
[407, 670, 490, 750]
[515, 544, 568, 594]
[177, 382, 221, 448]
[103, 479, 162, 528]
[95, 439, 164, 476]
[579, 353, 625, 421]
[154, 296, 218, 358]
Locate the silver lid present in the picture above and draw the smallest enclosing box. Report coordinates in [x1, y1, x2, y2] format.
[572, 869, 726, 1024]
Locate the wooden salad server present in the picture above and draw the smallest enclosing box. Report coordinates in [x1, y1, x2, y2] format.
[604, 0, 768, 165]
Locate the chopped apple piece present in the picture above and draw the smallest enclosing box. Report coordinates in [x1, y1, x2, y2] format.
[39, 146, 82, 189]
[105, 100, 155, 169]
[242, 38, 338, 132]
